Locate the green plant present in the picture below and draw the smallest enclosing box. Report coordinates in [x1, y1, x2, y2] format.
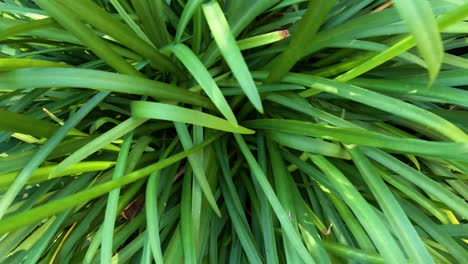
[0, 0, 467, 263]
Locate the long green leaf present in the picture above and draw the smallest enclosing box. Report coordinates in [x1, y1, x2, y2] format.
[363, 147, 468, 219]
[399, 198, 468, 263]
[323, 242, 385, 264]
[174, 122, 221, 216]
[180, 168, 196, 263]
[165, 44, 238, 126]
[254, 71, 468, 142]
[145, 171, 164, 264]
[0, 68, 214, 109]
[349, 78, 468, 108]
[0, 58, 70, 71]
[214, 140, 263, 263]
[309, 155, 406, 263]
[266, 0, 335, 82]
[0, 161, 115, 189]
[237, 30, 289, 51]
[0, 108, 59, 138]
[267, 139, 301, 263]
[108, 0, 151, 44]
[0, 132, 222, 234]
[334, 3, 468, 82]
[51, 117, 146, 177]
[175, 0, 203, 41]
[347, 146, 433, 264]
[101, 133, 133, 264]
[392, 0, 443, 80]
[269, 131, 350, 159]
[59, 0, 182, 77]
[33, 0, 141, 76]
[202, 0, 281, 67]
[24, 209, 72, 264]
[0, 91, 108, 220]
[131, 101, 253, 134]
[244, 119, 468, 160]
[234, 134, 315, 264]
[202, 0, 263, 113]
[253, 133, 279, 264]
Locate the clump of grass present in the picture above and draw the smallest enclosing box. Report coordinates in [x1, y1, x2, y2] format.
[0, 0, 467, 263]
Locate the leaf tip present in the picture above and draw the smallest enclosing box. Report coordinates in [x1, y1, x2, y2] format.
[279, 29, 290, 39]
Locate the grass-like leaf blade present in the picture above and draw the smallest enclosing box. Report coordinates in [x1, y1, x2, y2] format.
[392, 0, 443, 80]
[131, 101, 253, 134]
[165, 44, 238, 126]
[202, 0, 263, 113]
